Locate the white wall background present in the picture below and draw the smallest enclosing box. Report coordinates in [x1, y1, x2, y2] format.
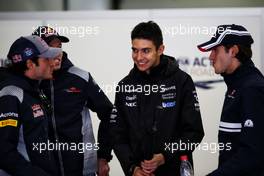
[121, 0, 264, 9]
[0, 8, 263, 175]
[1, 0, 264, 11]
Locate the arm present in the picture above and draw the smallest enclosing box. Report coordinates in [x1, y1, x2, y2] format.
[84, 74, 113, 161]
[110, 90, 138, 176]
[0, 95, 50, 176]
[208, 87, 264, 176]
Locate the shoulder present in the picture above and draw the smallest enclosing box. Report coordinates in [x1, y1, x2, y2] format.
[0, 85, 24, 103]
[67, 66, 90, 82]
[170, 67, 194, 86]
[164, 57, 192, 83]
[117, 73, 136, 87]
[240, 78, 264, 104]
[240, 71, 264, 92]
[177, 69, 192, 79]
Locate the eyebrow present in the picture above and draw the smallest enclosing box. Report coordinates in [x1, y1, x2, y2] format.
[131, 47, 151, 50]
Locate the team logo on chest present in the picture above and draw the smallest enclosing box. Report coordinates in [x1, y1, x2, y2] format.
[227, 89, 236, 99]
[125, 95, 137, 107]
[64, 87, 81, 93]
[244, 119, 254, 128]
[162, 101, 176, 108]
[32, 104, 44, 118]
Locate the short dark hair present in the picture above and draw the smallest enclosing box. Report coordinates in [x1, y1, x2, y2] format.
[7, 57, 39, 75]
[224, 44, 252, 63]
[131, 21, 163, 49]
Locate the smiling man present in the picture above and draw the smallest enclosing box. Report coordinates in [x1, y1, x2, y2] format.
[111, 21, 204, 176]
[198, 24, 264, 176]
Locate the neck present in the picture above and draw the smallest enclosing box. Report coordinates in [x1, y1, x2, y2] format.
[226, 58, 241, 74]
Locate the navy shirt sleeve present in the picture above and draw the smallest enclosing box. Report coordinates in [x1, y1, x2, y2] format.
[208, 87, 264, 176]
[85, 73, 113, 161]
[0, 95, 50, 176]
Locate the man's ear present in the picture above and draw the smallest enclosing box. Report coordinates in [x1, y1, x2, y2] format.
[158, 44, 165, 56]
[26, 59, 35, 69]
[231, 45, 239, 57]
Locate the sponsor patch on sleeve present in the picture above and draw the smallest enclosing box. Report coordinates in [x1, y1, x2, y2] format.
[0, 112, 19, 119]
[193, 90, 200, 111]
[0, 119, 18, 127]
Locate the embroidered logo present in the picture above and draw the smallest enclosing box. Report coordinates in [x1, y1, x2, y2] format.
[32, 104, 44, 118]
[0, 119, 18, 127]
[162, 101, 176, 108]
[161, 93, 176, 100]
[244, 119, 254, 128]
[125, 102, 137, 107]
[193, 90, 200, 111]
[24, 48, 34, 57]
[12, 54, 22, 63]
[161, 85, 176, 92]
[126, 95, 137, 101]
[65, 87, 81, 93]
[110, 106, 117, 123]
[227, 89, 236, 99]
[0, 112, 18, 119]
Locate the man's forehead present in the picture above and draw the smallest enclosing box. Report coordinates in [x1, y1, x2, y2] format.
[132, 39, 155, 47]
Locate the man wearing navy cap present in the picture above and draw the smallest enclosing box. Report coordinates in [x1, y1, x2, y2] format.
[198, 24, 264, 176]
[32, 26, 113, 176]
[0, 35, 62, 176]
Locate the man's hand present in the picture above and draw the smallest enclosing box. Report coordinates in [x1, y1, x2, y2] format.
[133, 166, 155, 176]
[97, 158, 110, 176]
[141, 154, 165, 174]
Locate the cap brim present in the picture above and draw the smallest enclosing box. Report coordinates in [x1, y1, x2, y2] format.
[57, 36, 69, 43]
[39, 47, 62, 59]
[45, 35, 69, 43]
[197, 40, 216, 52]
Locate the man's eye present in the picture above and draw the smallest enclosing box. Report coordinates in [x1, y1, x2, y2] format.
[132, 48, 138, 53]
[142, 48, 150, 53]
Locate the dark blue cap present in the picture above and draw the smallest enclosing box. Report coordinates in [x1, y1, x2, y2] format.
[7, 35, 62, 64]
[198, 24, 254, 52]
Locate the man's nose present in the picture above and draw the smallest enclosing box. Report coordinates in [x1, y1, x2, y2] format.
[54, 52, 63, 61]
[209, 51, 214, 61]
[135, 51, 144, 61]
[49, 59, 55, 67]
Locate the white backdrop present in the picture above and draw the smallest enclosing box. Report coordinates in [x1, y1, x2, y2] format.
[0, 8, 263, 176]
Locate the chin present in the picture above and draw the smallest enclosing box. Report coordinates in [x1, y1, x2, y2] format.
[46, 76, 53, 80]
[137, 66, 148, 72]
[54, 66, 61, 70]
